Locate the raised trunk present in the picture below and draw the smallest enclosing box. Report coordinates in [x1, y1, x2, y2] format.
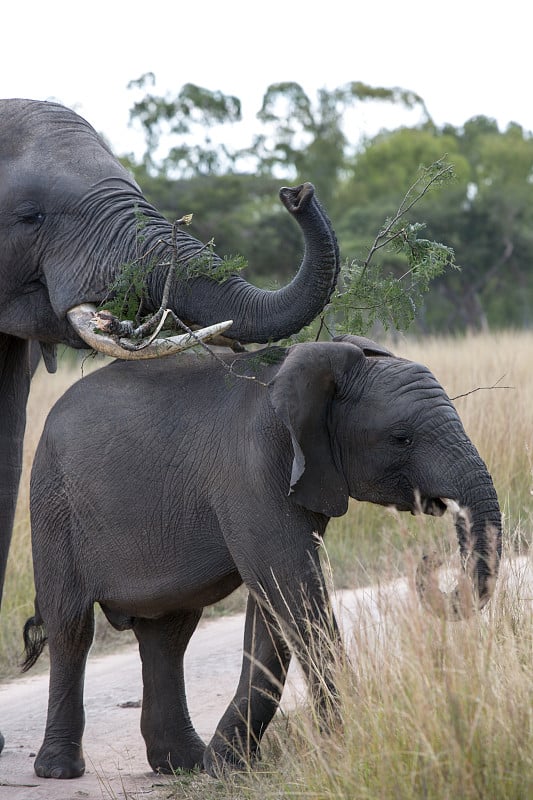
[57, 183, 338, 348]
[147, 183, 340, 344]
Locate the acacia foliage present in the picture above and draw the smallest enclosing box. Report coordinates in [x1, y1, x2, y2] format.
[122, 78, 533, 333]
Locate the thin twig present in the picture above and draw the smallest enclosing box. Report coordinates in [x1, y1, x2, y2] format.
[451, 375, 513, 401]
[362, 160, 453, 275]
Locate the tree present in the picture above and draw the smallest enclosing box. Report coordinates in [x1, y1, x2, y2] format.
[251, 81, 430, 209]
[127, 73, 242, 176]
[123, 78, 533, 332]
[332, 119, 533, 331]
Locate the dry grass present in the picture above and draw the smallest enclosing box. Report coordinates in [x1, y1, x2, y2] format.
[222, 552, 533, 800]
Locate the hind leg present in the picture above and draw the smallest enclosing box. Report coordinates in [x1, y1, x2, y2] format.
[34, 607, 94, 778]
[133, 609, 205, 772]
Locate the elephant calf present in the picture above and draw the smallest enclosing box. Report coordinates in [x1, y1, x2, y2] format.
[23, 335, 501, 779]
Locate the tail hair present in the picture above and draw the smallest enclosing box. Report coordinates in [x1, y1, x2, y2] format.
[21, 616, 48, 673]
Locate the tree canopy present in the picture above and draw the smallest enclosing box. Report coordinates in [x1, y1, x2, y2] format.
[121, 77, 533, 334]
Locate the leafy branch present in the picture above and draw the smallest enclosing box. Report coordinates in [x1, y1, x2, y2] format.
[322, 157, 458, 338]
[98, 157, 457, 363]
[98, 208, 246, 337]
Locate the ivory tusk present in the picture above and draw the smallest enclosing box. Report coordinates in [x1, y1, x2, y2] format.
[67, 303, 233, 360]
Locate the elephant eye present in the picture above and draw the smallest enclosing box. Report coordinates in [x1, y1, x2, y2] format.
[16, 203, 45, 227]
[393, 433, 413, 447]
[21, 211, 44, 226]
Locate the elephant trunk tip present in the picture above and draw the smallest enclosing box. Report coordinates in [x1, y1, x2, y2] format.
[279, 182, 315, 215]
[415, 522, 501, 621]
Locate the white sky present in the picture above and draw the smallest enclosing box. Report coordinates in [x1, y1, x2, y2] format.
[2, 1, 531, 160]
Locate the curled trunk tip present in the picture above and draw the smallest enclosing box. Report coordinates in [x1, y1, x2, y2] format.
[415, 523, 501, 621]
[415, 552, 477, 620]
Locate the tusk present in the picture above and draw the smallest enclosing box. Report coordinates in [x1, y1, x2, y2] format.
[67, 303, 233, 360]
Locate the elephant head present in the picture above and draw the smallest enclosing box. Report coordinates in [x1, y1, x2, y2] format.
[0, 99, 340, 352]
[0, 100, 340, 617]
[269, 335, 502, 617]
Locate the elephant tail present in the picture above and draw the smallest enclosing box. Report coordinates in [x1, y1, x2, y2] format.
[21, 611, 47, 673]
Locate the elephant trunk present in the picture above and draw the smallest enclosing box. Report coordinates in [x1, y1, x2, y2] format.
[416, 475, 502, 620]
[62, 183, 339, 352]
[148, 183, 340, 344]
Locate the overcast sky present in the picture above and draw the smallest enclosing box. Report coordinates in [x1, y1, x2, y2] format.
[2, 1, 530, 159]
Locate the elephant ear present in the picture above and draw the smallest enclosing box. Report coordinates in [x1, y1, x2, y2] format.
[268, 341, 365, 517]
[333, 333, 395, 358]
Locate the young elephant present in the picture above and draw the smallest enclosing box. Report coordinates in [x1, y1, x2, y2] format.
[23, 335, 501, 779]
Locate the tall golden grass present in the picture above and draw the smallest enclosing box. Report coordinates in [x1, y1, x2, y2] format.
[1, 331, 531, 693]
[230, 555, 533, 800]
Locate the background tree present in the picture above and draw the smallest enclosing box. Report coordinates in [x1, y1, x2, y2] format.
[122, 78, 533, 333]
[127, 73, 243, 176]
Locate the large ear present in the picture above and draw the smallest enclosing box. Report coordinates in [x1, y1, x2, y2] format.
[268, 341, 365, 517]
[333, 333, 395, 358]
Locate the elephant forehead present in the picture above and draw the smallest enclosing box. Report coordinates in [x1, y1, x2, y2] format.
[355, 359, 456, 421]
[368, 358, 446, 395]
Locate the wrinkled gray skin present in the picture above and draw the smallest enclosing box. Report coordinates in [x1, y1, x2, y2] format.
[0, 97, 341, 748]
[23, 335, 501, 780]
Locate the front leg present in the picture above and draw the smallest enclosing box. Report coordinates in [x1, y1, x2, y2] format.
[204, 593, 291, 776]
[206, 523, 344, 776]
[0, 335, 31, 601]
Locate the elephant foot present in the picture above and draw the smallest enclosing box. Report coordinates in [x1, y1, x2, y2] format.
[34, 743, 85, 779]
[203, 732, 260, 778]
[147, 735, 205, 774]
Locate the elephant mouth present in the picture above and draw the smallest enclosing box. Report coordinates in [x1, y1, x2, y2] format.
[407, 496, 453, 517]
[419, 497, 449, 517]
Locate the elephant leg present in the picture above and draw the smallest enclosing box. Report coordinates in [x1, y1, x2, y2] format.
[230, 538, 343, 740]
[0, 335, 32, 604]
[204, 593, 291, 776]
[34, 607, 95, 778]
[133, 610, 205, 773]
[0, 336, 32, 756]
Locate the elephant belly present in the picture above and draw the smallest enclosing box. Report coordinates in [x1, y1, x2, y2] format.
[99, 572, 242, 630]
[94, 550, 242, 621]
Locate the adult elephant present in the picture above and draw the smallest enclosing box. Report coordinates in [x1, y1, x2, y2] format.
[22, 335, 501, 779]
[0, 96, 341, 748]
